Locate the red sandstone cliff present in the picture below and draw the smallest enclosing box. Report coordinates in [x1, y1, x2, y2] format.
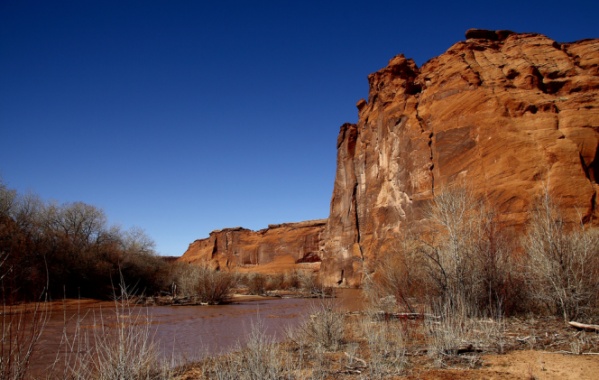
[319, 29, 599, 287]
[179, 219, 326, 274]
[181, 30, 598, 285]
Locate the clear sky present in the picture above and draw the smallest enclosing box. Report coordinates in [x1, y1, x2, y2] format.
[1, 1, 597, 256]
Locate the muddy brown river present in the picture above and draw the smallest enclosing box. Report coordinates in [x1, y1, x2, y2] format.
[28, 296, 318, 378]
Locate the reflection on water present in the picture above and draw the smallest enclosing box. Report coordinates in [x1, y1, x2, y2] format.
[30, 297, 314, 377]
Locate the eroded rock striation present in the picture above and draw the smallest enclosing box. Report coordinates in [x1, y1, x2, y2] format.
[179, 219, 326, 273]
[320, 30, 599, 287]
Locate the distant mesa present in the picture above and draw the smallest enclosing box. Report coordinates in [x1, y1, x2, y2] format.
[179, 219, 326, 274]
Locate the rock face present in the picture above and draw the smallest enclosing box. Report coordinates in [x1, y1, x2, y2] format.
[179, 219, 326, 273]
[181, 30, 598, 286]
[319, 30, 599, 287]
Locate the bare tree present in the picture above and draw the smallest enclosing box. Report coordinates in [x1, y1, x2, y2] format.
[48, 202, 107, 246]
[423, 184, 513, 316]
[120, 226, 156, 256]
[0, 180, 17, 219]
[364, 183, 516, 317]
[524, 190, 599, 321]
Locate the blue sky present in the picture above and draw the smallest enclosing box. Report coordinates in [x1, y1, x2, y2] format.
[1, 1, 597, 256]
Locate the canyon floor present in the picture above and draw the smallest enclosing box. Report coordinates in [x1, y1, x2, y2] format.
[11, 290, 599, 379]
[175, 289, 599, 379]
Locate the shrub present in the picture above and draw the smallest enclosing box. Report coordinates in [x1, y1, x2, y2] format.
[57, 283, 171, 380]
[244, 273, 268, 295]
[199, 319, 287, 380]
[168, 261, 198, 297]
[265, 273, 285, 291]
[362, 238, 428, 314]
[523, 191, 599, 321]
[424, 300, 505, 368]
[0, 245, 49, 380]
[364, 184, 519, 318]
[424, 185, 516, 316]
[195, 265, 237, 304]
[300, 298, 344, 351]
[238, 319, 284, 380]
[282, 270, 301, 290]
[358, 315, 407, 377]
[171, 262, 237, 304]
[0, 300, 48, 380]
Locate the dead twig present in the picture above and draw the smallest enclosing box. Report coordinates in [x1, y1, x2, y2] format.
[568, 321, 599, 332]
[343, 351, 367, 368]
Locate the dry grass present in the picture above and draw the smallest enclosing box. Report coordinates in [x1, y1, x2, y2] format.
[179, 304, 594, 379]
[299, 298, 345, 352]
[189, 318, 287, 380]
[14, 289, 592, 380]
[0, 300, 48, 380]
[423, 301, 506, 369]
[50, 284, 172, 380]
[357, 313, 407, 377]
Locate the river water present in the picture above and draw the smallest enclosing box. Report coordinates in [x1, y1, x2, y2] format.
[28, 296, 317, 378]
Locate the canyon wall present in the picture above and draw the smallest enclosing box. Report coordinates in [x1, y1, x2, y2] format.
[319, 30, 599, 287]
[179, 219, 326, 273]
[181, 30, 598, 286]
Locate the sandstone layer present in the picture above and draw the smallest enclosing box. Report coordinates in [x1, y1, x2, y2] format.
[179, 219, 326, 274]
[320, 30, 599, 287]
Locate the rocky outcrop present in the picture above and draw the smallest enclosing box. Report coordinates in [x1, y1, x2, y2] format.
[179, 219, 326, 273]
[320, 30, 599, 287]
[181, 30, 598, 286]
